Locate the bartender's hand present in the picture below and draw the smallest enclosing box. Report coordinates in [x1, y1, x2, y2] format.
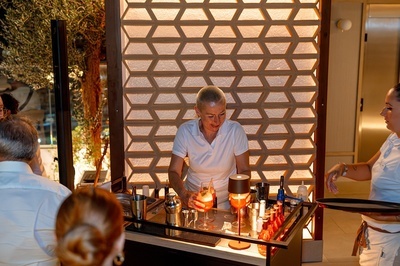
[192, 193, 206, 212]
[183, 190, 198, 209]
[325, 163, 344, 194]
[192, 191, 214, 212]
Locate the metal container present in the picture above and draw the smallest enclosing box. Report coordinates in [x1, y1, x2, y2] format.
[115, 193, 132, 218]
[164, 192, 182, 236]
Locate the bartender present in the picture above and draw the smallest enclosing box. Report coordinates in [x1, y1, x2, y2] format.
[168, 85, 251, 210]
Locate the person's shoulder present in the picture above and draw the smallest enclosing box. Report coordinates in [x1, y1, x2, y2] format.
[389, 132, 398, 139]
[177, 119, 198, 132]
[387, 132, 400, 145]
[20, 172, 71, 197]
[179, 119, 197, 127]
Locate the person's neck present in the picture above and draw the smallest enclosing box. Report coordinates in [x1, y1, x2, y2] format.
[199, 120, 217, 144]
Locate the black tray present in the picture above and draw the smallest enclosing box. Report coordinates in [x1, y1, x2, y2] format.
[317, 198, 400, 213]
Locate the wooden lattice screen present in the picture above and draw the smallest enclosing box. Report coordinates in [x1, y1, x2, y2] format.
[120, 0, 320, 198]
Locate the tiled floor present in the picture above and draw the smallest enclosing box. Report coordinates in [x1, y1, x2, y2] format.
[303, 180, 371, 266]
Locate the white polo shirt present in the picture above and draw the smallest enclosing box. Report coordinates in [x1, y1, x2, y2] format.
[172, 118, 249, 208]
[363, 133, 400, 232]
[0, 161, 71, 265]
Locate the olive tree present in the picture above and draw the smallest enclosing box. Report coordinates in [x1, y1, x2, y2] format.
[0, 0, 106, 167]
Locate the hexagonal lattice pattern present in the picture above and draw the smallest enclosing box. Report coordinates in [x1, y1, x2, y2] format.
[120, 0, 320, 196]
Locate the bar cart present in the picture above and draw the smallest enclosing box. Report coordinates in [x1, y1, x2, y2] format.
[123, 201, 317, 266]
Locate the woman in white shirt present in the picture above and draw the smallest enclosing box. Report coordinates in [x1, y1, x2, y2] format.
[168, 85, 251, 210]
[325, 83, 400, 266]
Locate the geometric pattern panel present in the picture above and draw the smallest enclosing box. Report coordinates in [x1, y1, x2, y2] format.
[120, 0, 321, 196]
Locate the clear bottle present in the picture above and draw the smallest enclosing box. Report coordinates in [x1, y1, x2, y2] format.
[297, 181, 308, 202]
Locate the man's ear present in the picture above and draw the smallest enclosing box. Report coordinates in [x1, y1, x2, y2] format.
[194, 106, 200, 117]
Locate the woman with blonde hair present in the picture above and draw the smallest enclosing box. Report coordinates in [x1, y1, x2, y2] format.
[55, 187, 125, 266]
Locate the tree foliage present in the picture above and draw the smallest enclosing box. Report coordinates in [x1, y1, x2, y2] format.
[0, 0, 106, 166]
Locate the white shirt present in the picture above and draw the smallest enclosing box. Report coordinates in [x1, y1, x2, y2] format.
[0, 161, 71, 266]
[172, 118, 249, 208]
[363, 133, 400, 232]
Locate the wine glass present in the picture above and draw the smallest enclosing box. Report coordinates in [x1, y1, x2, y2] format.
[197, 181, 214, 230]
[204, 179, 216, 223]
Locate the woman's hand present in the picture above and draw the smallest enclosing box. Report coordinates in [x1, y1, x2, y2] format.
[325, 163, 344, 194]
[192, 192, 207, 212]
[183, 191, 198, 209]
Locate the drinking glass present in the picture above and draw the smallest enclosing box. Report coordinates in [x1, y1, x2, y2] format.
[197, 181, 214, 230]
[204, 179, 215, 223]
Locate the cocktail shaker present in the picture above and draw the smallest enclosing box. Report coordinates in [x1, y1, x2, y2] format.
[164, 192, 182, 236]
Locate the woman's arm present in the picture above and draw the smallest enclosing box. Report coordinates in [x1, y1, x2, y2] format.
[168, 154, 194, 207]
[325, 151, 381, 194]
[235, 150, 251, 177]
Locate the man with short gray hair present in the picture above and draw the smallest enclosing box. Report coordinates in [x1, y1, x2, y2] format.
[0, 115, 71, 265]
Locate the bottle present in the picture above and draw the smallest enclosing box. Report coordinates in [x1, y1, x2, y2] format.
[259, 200, 266, 218]
[297, 181, 308, 202]
[142, 185, 149, 197]
[257, 214, 272, 257]
[256, 217, 263, 233]
[154, 187, 159, 198]
[275, 204, 285, 227]
[277, 175, 285, 214]
[249, 204, 258, 232]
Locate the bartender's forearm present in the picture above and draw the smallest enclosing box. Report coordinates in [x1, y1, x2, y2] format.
[169, 172, 185, 196]
[168, 172, 190, 204]
[238, 169, 251, 178]
[236, 151, 251, 178]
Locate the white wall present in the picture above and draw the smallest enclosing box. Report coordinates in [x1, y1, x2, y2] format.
[326, 1, 363, 171]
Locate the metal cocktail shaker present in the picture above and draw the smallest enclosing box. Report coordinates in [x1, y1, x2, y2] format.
[164, 192, 182, 236]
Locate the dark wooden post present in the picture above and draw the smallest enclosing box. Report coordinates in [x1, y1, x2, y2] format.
[51, 20, 75, 190]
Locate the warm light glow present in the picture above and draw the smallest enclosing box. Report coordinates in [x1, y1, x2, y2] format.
[336, 19, 353, 32]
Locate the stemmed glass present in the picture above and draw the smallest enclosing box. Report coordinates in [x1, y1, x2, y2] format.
[204, 179, 216, 223]
[197, 181, 214, 230]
